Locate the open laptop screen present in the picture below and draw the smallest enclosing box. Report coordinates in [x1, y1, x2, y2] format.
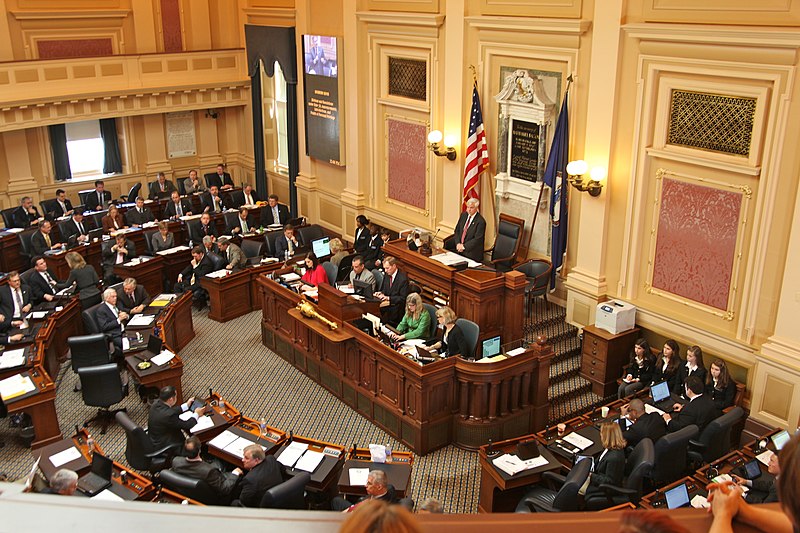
[311, 237, 330, 258]
[771, 429, 790, 450]
[482, 336, 501, 358]
[665, 483, 690, 509]
[650, 381, 670, 403]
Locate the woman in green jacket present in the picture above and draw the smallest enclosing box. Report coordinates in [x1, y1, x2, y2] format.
[392, 293, 431, 341]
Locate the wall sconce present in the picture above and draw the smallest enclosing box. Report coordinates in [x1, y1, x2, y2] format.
[427, 130, 457, 161]
[565, 160, 605, 197]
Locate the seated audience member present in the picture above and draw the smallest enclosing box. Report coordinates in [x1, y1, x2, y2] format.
[170, 436, 240, 501]
[733, 448, 780, 503]
[218, 237, 246, 271]
[353, 215, 370, 254]
[673, 345, 707, 397]
[11, 196, 41, 229]
[101, 204, 127, 233]
[230, 444, 283, 507]
[585, 422, 626, 498]
[348, 255, 376, 291]
[184, 169, 206, 195]
[708, 433, 798, 533]
[417, 498, 443, 514]
[706, 359, 738, 410]
[227, 207, 254, 235]
[63, 251, 100, 306]
[102, 234, 136, 283]
[362, 224, 383, 269]
[202, 185, 225, 214]
[151, 221, 175, 253]
[374, 256, 409, 327]
[301, 253, 329, 287]
[390, 293, 430, 341]
[444, 198, 486, 263]
[163, 190, 193, 219]
[116, 277, 150, 314]
[378, 228, 392, 263]
[61, 210, 91, 244]
[617, 510, 690, 533]
[275, 224, 300, 259]
[619, 398, 667, 447]
[332, 470, 396, 512]
[149, 171, 177, 199]
[340, 500, 421, 533]
[207, 163, 234, 190]
[329, 238, 348, 268]
[240, 184, 259, 206]
[147, 385, 205, 450]
[28, 256, 62, 305]
[96, 288, 128, 356]
[174, 246, 214, 304]
[663, 375, 721, 432]
[202, 235, 220, 257]
[125, 196, 155, 227]
[425, 306, 469, 358]
[52, 189, 74, 218]
[618, 339, 653, 399]
[30, 219, 64, 257]
[651, 339, 681, 390]
[191, 212, 219, 245]
[84, 180, 112, 212]
[261, 194, 290, 226]
[41, 469, 78, 496]
[0, 271, 31, 323]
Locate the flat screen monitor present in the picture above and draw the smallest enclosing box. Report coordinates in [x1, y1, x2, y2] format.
[665, 483, 690, 509]
[482, 336, 501, 358]
[650, 381, 671, 403]
[772, 429, 790, 451]
[312, 237, 331, 258]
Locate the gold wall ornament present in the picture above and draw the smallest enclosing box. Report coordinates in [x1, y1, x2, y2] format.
[296, 299, 338, 330]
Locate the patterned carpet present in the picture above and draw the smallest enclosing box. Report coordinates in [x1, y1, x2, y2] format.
[0, 299, 597, 513]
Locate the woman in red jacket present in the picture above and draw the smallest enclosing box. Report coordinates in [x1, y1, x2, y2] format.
[301, 253, 329, 287]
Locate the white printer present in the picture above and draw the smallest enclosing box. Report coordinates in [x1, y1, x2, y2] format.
[595, 300, 636, 335]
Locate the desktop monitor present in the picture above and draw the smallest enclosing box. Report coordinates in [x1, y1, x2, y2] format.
[771, 429, 790, 451]
[352, 279, 373, 299]
[665, 483, 691, 509]
[311, 237, 331, 257]
[650, 381, 671, 403]
[482, 335, 501, 358]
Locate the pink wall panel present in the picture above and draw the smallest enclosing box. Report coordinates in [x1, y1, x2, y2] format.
[160, 0, 183, 53]
[652, 178, 742, 311]
[37, 39, 113, 59]
[387, 118, 426, 210]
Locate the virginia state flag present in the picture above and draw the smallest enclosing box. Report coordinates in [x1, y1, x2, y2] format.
[542, 90, 570, 290]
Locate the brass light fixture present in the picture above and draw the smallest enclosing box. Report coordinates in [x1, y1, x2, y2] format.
[427, 130, 457, 161]
[566, 160, 605, 197]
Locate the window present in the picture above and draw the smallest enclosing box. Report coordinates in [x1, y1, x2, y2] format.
[65, 120, 105, 176]
[274, 61, 288, 172]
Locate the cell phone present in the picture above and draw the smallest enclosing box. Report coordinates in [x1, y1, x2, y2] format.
[189, 399, 205, 412]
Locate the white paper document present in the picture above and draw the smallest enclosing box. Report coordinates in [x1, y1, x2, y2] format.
[295, 449, 325, 473]
[337, 285, 354, 294]
[206, 269, 230, 279]
[756, 450, 774, 466]
[156, 246, 191, 256]
[691, 494, 710, 509]
[127, 314, 155, 327]
[28, 311, 48, 320]
[492, 453, 548, 476]
[49, 446, 82, 468]
[562, 432, 594, 451]
[506, 347, 526, 357]
[150, 350, 175, 366]
[92, 489, 124, 502]
[281, 272, 301, 282]
[277, 442, 309, 468]
[0, 348, 26, 369]
[189, 415, 214, 433]
[208, 430, 238, 450]
[0, 373, 36, 401]
[369, 444, 387, 463]
[429, 251, 482, 269]
[349, 468, 370, 486]
[224, 436, 255, 459]
[644, 403, 665, 415]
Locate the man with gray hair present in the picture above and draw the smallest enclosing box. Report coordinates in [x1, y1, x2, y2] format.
[445, 197, 486, 263]
[332, 469, 395, 511]
[43, 469, 78, 495]
[116, 278, 150, 315]
[95, 287, 128, 356]
[218, 237, 246, 271]
[11, 196, 40, 229]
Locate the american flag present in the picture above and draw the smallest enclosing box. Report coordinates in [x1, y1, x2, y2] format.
[462, 84, 489, 211]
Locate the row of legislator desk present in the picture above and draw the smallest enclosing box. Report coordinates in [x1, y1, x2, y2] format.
[257, 272, 554, 455]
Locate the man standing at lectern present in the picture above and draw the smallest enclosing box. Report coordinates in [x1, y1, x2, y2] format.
[445, 198, 486, 263]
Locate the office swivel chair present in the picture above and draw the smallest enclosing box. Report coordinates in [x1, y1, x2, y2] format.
[454, 318, 479, 359]
[335, 254, 354, 283]
[515, 457, 591, 512]
[159, 469, 220, 505]
[116, 411, 180, 476]
[423, 303, 438, 337]
[295, 224, 325, 246]
[651, 424, 699, 487]
[322, 261, 337, 285]
[241, 239, 265, 265]
[260, 472, 310, 509]
[515, 259, 553, 316]
[688, 407, 744, 467]
[584, 438, 655, 510]
[486, 213, 525, 272]
[69, 333, 114, 391]
[78, 363, 127, 434]
[81, 302, 106, 333]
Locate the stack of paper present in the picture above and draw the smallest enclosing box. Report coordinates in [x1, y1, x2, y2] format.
[92, 489, 124, 502]
[756, 450, 774, 466]
[149, 294, 176, 307]
[281, 272, 301, 282]
[492, 453, 549, 476]
[0, 373, 36, 401]
[208, 431, 265, 457]
[206, 269, 230, 279]
[349, 468, 370, 486]
[188, 415, 214, 433]
[562, 432, 594, 451]
[0, 348, 26, 370]
[295, 450, 325, 473]
[156, 246, 191, 256]
[277, 442, 309, 468]
[644, 404, 665, 415]
[150, 350, 175, 366]
[127, 314, 155, 327]
[506, 347, 527, 357]
[208, 430, 238, 450]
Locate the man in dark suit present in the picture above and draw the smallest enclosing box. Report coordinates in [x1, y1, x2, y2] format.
[174, 246, 215, 303]
[10, 196, 40, 229]
[60, 211, 91, 244]
[226, 207, 255, 235]
[147, 386, 205, 451]
[241, 184, 259, 206]
[664, 376, 722, 433]
[28, 256, 62, 305]
[149, 172, 177, 199]
[171, 436, 240, 502]
[102, 234, 136, 284]
[202, 185, 225, 214]
[445, 197, 486, 263]
[331, 469, 396, 512]
[0, 271, 31, 325]
[230, 444, 283, 507]
[374, 256, 409, 327]
[274, 224, 300, 259]
[734, 449, 780, 503]
[84, 180, 112, 212]
[205, 163, 234, 190]
[125, 196, 155, 227]
[163, 191, 193, 219]
[190, 213, 218, 245]
[261, 194, 290, 227]
[620, 398, 667, 447]
[30, 220, 64, 257]
[52, 189, 74, 217]
[95, 287, 128, 355]
[116, 278, 150, 314]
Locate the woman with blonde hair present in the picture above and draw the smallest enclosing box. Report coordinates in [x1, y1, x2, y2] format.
[63, 251, 100, 306]
[391, 293, 430, 341]
[426, 306, 469, 358]
[585, 422, 627, 497]
[329, 238, 348, 268]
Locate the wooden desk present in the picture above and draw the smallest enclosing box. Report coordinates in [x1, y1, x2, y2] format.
[207, 414, 287, 468]
[274, 435, 345, 495]
[150, 487, 205, 505]
[189, 392, 240, 442]
[44, 240, 103, 279]
[694, 450, 753, 485]
[200, 263, 282, 323]
[155, 246, 192, 294]
[157, 291, 195, 352]
[113, 255, 165, 297]
[34, 297, 82, 380]
[125, 344, 184, 403]
[639, 476, 707, 510]
[337, 459, 412, 498]
[4, 365, 61, 448]
[0, 230, 26, 272]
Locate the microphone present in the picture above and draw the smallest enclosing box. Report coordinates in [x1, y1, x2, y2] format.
[431, 228, 441, 243]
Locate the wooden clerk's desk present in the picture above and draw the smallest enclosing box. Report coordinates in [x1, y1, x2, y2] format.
[199, 261, 282, 323]
[43, 240, 103, 279]
[337, 447, 414, 499]
[113, 255, 165, 298]
[258, 274, 554, 455]
[206, 414, 287, 468]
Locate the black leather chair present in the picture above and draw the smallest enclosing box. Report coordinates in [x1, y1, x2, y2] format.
[78, 363, 127, 434]
[486, 213, 525, 272]
[19, 267, 36, 288]
[159, 469, 219, 505]
[515, 259, 553, 314]
[77, 189, 94, 206]
[185, 219, 201, 246]
[116, 411, 179, 475]
[423, 303, 438, 338]
[176, 177, 187, 196]
[454, 318, 479, 359]
[241, 239, 264, 258]
[143, 228, 159, 254]
[515, 457, 591, 512]
[204, 173, 223, 190]
[260, 472, 310, 509]
[122, 182, 141, 203]
[223, 211, 240, 233]
[69, 332, 113, 392]
[264, 230, 284, 258]
[18, 228, 37, 266]
[82, 302, 105, 334]
[39, 199, 60, 219]
[335, 254, 354, 283]
[296, 224, 325, 247]
[207, 252, 226, 271]
[322, 261, 337, 285]
[1, 207, 15, 228]
[585, 438, 655, 510]
[688, 407, 744, 467]
[652, 424, 699, 486]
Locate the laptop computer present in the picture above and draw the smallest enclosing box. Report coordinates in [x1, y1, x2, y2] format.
[77, 453, 113, 496]
[771, 429, 790, 450]
[133, 335, 163, 361]
[415, 344, 438, 362]
[650, 381, 675, 412]
[664, 483, 691, 509]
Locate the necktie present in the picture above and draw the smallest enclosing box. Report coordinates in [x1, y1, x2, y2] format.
[176, 202, 183, 216]
[246, 194, 253, 205]
[78, 222, 85, 234]
[461, 216, 471, 243]
[214, 197, 220, 211]
[160, 183, 165, 191]
[98, 192, 103, 207]
[138, 208, 142, 214]
[242, 219, 248, 232]
[59, 201, 66, 213]
[14, 289, 23, 316]
[273, 206, 279, 223]
[44, 233, 51, 247]
[288, 238, 294, 254]
[44, 271, 55, 287]
[389, 274, 393, 289]
[204, 225, 208, 235]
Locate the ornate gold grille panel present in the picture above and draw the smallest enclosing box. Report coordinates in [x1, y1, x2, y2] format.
[388, 57, 427, 101]
[667, 90, 756, 157]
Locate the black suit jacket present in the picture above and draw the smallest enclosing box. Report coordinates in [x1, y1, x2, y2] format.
[748, 477, 778, 504]
[28, 270, 60, 305]
[205, 172, 233, 189]
[147, 399, 197, 450]
[0, 284, 31, 319]
[115, 285, 151, 314]
[353, 226, 371, 253]
[667, 394, 721, 433]
[163, 199, 193, 219]
[102, 241, 136, 268]
[260, 203, 290, 226]
[428, 324, 470, 358]
[125, 207, 155, 226]
[274, 235, 299, 258]
[673, 364, 708, 395]
[60, 218, 89, 241]
[590, 448, 626, 487]
[190, 222, 219, 245]
[51, 198, 73, 217]
[149, 180, 177, 199]
[30, 230, 54, 256]
[447, 211, 486, 262]
[84, 190, 112, 212]
[171, 457, 239, 499]
[379, 270, 410, 326]
[201, 192, 225, 213]
[363, 234, 383, 267]
[226, 215, 255, 235]
[11, 205, 39, 229]
[622, 412, 667, 447]
[95, 302, 124, 345]
[706, 380, 737, 411]
[235, 456, 283, 507]
[179, 254, 215, 288]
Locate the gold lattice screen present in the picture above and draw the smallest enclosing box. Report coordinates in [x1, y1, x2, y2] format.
[667, 90, 756, 157]
[388, 57, 427, 101]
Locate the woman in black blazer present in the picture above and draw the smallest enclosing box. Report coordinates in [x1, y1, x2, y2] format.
[706, 358, 737, 410]
[354, 215, 371, 254]
[673, 345, 708, 397]
[651, 339, 681, 390]
[618, 338, 654, 399]
[425, 306, 469, 358]
[61, 251, 100, 306]
[586, 422, 627, 496]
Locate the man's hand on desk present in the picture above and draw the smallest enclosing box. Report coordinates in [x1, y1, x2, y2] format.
[22, 303, 31, 314]
[672, 403, 683, 412]
[119, 311, 129, 322]
[194, 406, 206, 416]
[9, 334, 23, 342]
[132, 305, 145, 314]
[456, 243, 465, 253]
[232, 467, 243, 476]
[662, 413, 672, 422]
[44, 294, 54, 302]
[374, 291, 389, 302]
